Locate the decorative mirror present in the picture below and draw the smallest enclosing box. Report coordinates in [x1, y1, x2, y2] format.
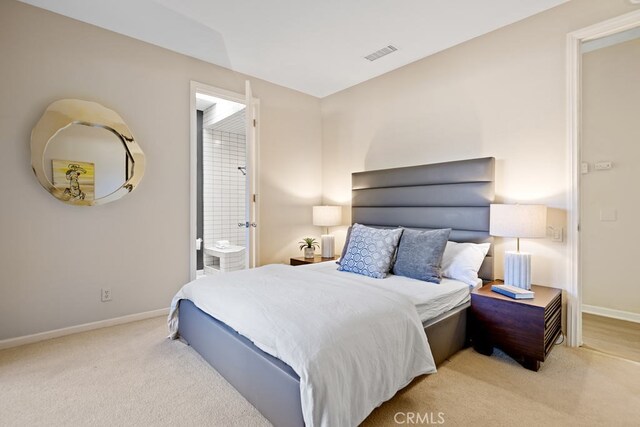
[31, 99, 145, 206]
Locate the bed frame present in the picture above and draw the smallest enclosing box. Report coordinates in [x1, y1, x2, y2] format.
[178, 157, 495, 427]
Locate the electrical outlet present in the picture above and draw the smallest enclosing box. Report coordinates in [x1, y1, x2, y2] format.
[101, 288, 112, 302]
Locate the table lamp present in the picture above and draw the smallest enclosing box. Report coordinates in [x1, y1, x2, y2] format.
[312, 206, 342, 258]
[490, 204, 546, 290]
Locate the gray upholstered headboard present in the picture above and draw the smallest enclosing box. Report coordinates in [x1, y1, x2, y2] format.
[351, 157, 495, 281]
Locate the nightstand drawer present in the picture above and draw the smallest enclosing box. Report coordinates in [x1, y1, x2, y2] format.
[544, 293, 562, 355]
[545, 308, 561, 333]
[545, 318, 561, 356]
[545, 295, 561, 323]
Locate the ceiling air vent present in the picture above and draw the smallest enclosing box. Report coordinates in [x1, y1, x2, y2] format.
[364, 45, 397, 61]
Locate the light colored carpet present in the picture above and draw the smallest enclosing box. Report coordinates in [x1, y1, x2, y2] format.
[1, 317, 638, 427]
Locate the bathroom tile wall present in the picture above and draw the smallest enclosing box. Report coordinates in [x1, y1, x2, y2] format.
[202, 128, 247, 269]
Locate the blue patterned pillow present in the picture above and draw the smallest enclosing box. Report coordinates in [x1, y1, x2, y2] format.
[337, 224, 403, 279]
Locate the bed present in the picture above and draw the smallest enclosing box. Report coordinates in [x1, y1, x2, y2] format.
[171, 157, 495, 427]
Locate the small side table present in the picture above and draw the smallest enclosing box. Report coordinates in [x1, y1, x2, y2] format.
[290, 255, 339, 266]
[470, 280, 562, 371]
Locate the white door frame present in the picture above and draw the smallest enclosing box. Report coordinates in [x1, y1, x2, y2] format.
[189, 81, 261, 280]
[565, 9, 640, 347]
[245, 82, 261, 271]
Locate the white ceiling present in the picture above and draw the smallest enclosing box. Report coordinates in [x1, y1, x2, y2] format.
[19, 0, 567, 97]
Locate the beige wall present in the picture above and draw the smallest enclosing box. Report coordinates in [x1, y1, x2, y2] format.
[0, 1, 322, 340]
[320, 0, 638, 289]
[581, 38, 640, 316]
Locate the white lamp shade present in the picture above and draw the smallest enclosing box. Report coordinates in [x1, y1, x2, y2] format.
[313, 206, 342, 227]
[489, 204, 546, 238]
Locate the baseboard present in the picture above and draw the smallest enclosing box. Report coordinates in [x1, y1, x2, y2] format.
[0, 307, 169, 350]
[582, 304, 640, 324]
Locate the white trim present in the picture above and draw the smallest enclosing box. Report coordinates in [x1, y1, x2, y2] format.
[191, 81, 246, 104]
[566, 28, 581, 348]
[566, 10, 640, 347]
[582, 305, 640, 324]
[0, 308, 169, 350]
[190, 81, 198, 281]
[253, 98, 261, 266]
[244, 80, 261, 268]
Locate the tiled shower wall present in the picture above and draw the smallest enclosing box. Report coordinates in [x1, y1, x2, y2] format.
[202, 128, 247, 268]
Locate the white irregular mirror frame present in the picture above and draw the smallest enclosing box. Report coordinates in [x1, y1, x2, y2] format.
[31, 99, 145, 206]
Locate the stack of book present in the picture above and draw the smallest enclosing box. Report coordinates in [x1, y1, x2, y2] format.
[491, 284, 535, 299]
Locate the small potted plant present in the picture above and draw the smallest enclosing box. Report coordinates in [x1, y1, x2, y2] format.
[299, 237, 319, 259]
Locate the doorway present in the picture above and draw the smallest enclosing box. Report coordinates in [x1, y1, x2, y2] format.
[189, 81, 259, 280]
[566, 9, 640, 353]
[579, 28, 640, 362]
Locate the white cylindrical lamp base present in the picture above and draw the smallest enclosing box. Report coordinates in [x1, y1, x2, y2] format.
[504, 251, 532, 290]
[321, 234, 335, 258]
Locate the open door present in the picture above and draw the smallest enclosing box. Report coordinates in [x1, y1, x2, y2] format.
[245, 80, 259, 268]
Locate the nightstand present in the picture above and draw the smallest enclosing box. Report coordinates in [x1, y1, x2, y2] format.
[290, 255, 339, 266]
[470, 280, 562, 371]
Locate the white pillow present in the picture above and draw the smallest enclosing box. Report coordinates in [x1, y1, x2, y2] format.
[441, 241, 491, 287]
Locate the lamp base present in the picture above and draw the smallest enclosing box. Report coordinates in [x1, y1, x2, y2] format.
[320, 234, 335, 258]
[504, 251, 532, 290]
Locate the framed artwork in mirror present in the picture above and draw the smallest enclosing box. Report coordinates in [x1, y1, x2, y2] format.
[51, 159, 95, 202]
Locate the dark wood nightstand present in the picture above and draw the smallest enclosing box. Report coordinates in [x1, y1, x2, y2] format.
[470, 280, 562, 371]
[290, 255, 339, 266]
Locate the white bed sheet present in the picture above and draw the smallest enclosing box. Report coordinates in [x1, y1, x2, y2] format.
[300, 261, 475, 323]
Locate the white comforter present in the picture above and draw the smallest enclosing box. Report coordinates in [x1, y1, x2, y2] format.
[168, 264, 436, 427]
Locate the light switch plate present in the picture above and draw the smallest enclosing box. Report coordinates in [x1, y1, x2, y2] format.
[552, 227, 563, 242]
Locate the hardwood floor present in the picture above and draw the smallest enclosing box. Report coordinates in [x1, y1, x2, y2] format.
[582, 313, 640, 363]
